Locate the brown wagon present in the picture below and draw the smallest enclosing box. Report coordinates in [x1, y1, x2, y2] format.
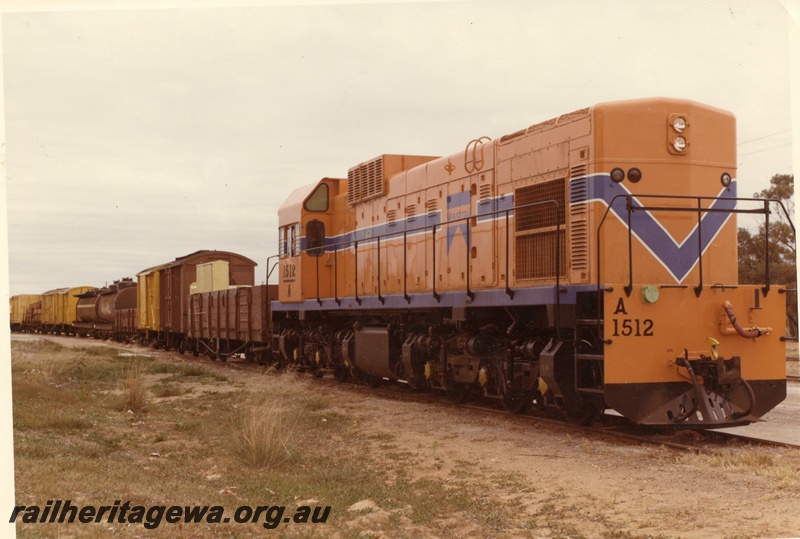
[187, 284, 277, 362]
[145, 250, 258, 351]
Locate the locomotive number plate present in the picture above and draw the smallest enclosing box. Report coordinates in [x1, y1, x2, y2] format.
[611, 318, 654, 337]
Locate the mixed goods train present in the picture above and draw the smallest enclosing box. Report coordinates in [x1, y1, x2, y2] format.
[10, 98, 795, 428]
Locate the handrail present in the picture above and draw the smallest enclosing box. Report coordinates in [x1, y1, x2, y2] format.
[595, 193, 795, 343]
[295, 198, 565, 335]
[265, 254, 280, 286]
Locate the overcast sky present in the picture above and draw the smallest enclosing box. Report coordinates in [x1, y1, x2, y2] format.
[1, 0, 796, 295]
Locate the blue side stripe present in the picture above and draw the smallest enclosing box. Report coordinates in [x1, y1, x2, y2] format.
[300, 173, 736, 285]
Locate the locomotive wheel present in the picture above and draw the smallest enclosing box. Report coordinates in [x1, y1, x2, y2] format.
[503, 389, 534, 415]
[192, 349, 199, 358]
[407, 376, 430, 392]
[178, 340, 186, 355]
[446, 383, 471, 404]
[333, 365, 348, 382]
[564, 394, 605, 426]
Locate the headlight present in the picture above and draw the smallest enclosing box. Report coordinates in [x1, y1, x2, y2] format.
[627, 168, 642, 183]
[672, 136, 687, 152]
[610, 167, 625, 183]
[721, 172, 732, 187]
[672, 116, 687, 133]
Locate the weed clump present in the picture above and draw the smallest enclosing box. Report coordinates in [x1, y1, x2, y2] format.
[229, 382, 304, 470]
[120, 362, 148, 414]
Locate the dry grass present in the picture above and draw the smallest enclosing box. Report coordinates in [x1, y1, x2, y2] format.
[229, 385, 302, 469]
[119, 361, 148, 414]
[705, 448, 800, 489]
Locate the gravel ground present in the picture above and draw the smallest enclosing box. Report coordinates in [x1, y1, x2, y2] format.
[9, 334, 800, 538]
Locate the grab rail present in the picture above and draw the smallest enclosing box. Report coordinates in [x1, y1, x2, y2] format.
[300, 198, 564, 337]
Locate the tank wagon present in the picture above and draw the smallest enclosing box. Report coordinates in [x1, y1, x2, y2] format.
[272, 97, 793, 426]
[74, 278, 138, 340]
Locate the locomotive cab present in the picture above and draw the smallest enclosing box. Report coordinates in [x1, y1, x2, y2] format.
[277, 178, 345, 304]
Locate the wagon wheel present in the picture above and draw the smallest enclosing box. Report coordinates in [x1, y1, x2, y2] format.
[178, 340, 186, 355]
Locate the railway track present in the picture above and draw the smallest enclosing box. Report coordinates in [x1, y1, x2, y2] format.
[118, 342, 800, 451]
[303, 372, 800, 453]
[13, 334, 800, 452]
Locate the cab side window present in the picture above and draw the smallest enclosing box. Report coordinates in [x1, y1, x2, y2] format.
[304, 183, 329, 212]
[279, 224, 301, 258]
[306, 219, 325, 257]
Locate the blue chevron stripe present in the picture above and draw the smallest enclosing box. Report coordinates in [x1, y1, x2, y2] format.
[583, 174, 737, 283]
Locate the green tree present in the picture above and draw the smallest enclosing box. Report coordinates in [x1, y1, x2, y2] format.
[737, 174, 797, 336]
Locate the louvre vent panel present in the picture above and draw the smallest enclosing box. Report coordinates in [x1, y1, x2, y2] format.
[570, 164, 588, 179]
[347, 157, 386, 205]
[570, 220, 589, 271]
[569, 176, 589, 271]
[479, 184, 492, 200]
[426, 199, 439, 212]
[406, 204, 417, 217]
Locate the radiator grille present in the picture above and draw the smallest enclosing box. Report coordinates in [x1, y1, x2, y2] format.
[515, 178, 567, 280]
[516, 232, 567, 279]
[515, 179, 565, 232]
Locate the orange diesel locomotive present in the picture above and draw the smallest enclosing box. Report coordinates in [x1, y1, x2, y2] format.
[272, 97, 792, 426]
